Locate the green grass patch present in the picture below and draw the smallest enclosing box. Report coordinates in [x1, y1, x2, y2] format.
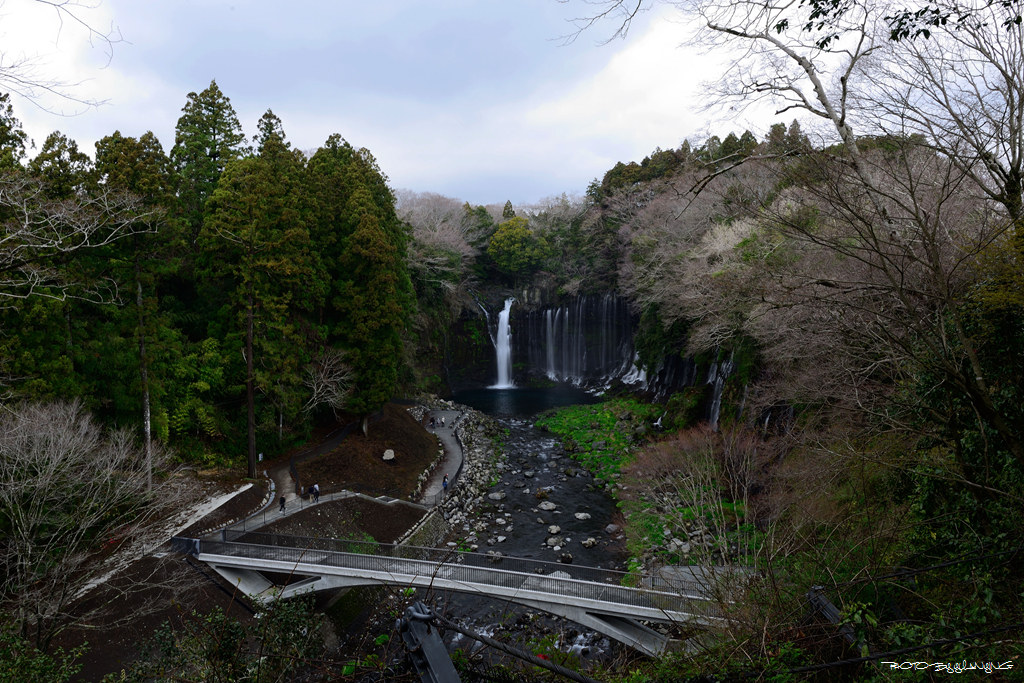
[535, 398, 661, 483]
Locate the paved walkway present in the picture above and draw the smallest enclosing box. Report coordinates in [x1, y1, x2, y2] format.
[417, 409, 464, 504]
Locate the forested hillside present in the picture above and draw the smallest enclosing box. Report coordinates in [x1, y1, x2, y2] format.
[0, 82, 413, 477]
[2, 0, 1024, 673]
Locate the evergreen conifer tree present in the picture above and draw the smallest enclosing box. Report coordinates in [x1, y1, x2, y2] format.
[171, 80, 249, 245]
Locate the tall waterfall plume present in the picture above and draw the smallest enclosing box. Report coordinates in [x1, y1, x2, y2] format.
[491, 298, 515, 389]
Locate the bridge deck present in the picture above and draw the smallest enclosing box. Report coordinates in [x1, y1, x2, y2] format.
[184, 531, 726, 624]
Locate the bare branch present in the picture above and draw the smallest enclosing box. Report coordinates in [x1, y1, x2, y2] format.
[0, 0, 125, 112]
[0, 400, 199, 650]
[303, 348, 353, 414]
[0, 172, 161, 307]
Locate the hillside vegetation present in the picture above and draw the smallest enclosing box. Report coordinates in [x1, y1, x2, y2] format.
[3, 0, 1024, 676]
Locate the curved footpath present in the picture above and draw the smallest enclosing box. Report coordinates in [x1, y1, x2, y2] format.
[417, 408, 465, 504]
[217, 407, 467, 535]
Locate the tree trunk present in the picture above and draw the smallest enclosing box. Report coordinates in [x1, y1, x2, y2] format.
[246, 287, 257, 479]
[136, 275, 152, 492]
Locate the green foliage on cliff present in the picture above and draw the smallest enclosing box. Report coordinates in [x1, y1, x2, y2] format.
[486, 216, 553, 280]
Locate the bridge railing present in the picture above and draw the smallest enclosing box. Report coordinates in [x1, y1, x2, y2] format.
[197, 531, 723, 618]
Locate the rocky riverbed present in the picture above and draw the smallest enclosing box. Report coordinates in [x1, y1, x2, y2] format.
[418, 407, 635, 665]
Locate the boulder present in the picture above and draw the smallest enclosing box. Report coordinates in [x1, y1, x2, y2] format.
[548, 525, 561, 535]
[581, 537, 598, 548]
[382, 449, 395, 461]
[538, 501, 557, 511]
[666, 538, 690, 553]
[488, 491, 506, 501]
[574, 512, 591, 521]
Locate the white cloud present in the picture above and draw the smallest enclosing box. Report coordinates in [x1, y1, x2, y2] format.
[1, 1, 774, 204]
[525, 14, 715, 151]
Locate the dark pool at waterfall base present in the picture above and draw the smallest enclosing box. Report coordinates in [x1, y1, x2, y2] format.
[451, 385, 600, 416]
[439, 385, 628, 661]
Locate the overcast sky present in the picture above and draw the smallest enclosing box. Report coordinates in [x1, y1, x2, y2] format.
[3, 0, 768, 206]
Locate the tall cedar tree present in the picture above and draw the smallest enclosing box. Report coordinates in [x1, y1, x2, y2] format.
[0, 93, 26, 170]
[28, 132, 95, 198]
[308, 136, 412, 433]
[93, 131, 176, 488]
[306, 135, 412, 431]
[171, 80, 248, 246]
[336, 184, 411, 434]
[201, 130, 312, 477]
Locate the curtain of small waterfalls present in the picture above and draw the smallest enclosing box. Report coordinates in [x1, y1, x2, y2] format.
[479, 292, 738, 428]
[516, 294, 635, 387]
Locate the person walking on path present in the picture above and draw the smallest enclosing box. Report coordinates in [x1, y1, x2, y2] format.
[442, 474, 449, 496]
[313, 483, 320, 503]
[279, 495, 286, 513]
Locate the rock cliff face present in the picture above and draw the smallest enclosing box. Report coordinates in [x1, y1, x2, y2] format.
[446, 292, 639, 392]
[443, 314, 495, 390]
[440, 291, 739, 428]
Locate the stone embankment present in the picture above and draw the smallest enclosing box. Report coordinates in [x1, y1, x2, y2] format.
[436, 409, 504, 534]
[397, 399, 505, 548]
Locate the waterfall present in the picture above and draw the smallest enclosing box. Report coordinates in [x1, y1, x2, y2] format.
[620, 351, 647, 385]
[491, 298, 515, 389]
[545, 310, 556, 380]
[517, 294, 636, 388]
[707, 352, 735, 430]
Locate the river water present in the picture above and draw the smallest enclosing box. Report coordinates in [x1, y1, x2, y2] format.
[443, 387, 630, 659]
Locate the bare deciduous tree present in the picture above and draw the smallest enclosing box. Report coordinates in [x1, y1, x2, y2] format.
[0, 400, 197, 651]
[397, 189, 479, 313]
[854, 4, 1024, 221]
[302, 348, 353, 414]
[576, 0, 1024, 465]
[0, 173, 160, 305]
[1, 0, 123, 112]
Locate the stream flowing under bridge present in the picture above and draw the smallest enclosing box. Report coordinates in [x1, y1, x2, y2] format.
[172, 531, 733, 656]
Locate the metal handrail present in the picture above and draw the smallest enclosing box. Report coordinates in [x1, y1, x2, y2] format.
[188, 532, 721, 618]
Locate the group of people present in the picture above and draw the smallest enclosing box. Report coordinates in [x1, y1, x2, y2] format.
[428, 415, 448, 429]
[278, 482, 320, 513]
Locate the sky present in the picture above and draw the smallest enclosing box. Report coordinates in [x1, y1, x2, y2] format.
[1, 0, 769, 206]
